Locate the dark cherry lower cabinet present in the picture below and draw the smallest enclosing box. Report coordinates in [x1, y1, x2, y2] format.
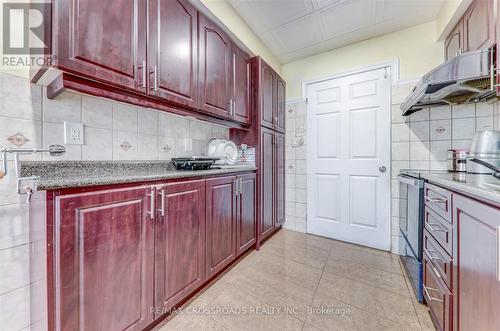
[206, 176, 237, 278]
[49, 173, 256, 331]
[452, 194, 500, 331]
[206, 174, 257, 277]
[154, 180, 206, 315]
[55, 186, 154, 331]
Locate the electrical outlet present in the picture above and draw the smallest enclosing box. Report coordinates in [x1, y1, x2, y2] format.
[184, 138, 193, 152]
[64, 121, 84, 145]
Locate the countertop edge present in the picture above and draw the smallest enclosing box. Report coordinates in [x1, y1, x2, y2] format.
[420, 174, 500, 207]
[36, 166, 257, 190]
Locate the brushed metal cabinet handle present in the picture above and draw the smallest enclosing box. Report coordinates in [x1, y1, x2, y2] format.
[427, 222, 446, 232]
[148, 188, 155, 220]
[150, 66, 158, 91]
[424, 286, 443, 303]
[234, 179, 238, 196]
[425, 196, 446, 203]
[158, 189, 165, 217]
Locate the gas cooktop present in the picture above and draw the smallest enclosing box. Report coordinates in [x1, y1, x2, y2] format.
[171, 157, 221, 170]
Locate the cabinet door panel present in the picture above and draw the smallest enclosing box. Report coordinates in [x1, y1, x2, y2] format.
[206, 176, 237, 278]
[275, 132, 286, 226]
[261, 127, 275, 240]
[463, 0, 495, 52]
[444, 20, 463, 60]
[155, 180, 206, 314]
[55, 0, 146, 92]
[453, 195, 500, 331]
[148, 0, 197, 108]
[275, 78, 286, 133]
[198, 14, 231, 118]
[237, 173, 257, 255]
[261, 62, 275, 129]
[56, 187, 153, 331]
[231, 46, 252, 125]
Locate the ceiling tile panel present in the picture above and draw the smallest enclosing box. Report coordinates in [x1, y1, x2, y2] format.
[270, 14, 323, 53]
[247, 0, 313, 32]
[317, 0, 376, 39]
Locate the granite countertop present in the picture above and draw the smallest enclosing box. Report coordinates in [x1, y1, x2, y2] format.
[20, 161, 257, 190]
[420, 172, 500, 205]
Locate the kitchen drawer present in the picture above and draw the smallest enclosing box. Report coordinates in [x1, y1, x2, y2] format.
[424, 183, 452, 223]
[423, 253, 453, 331]
[424, 206, 453, 255]
[423, 229, 452, 290]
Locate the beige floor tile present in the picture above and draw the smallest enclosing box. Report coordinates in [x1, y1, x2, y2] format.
[413, 300, 435, 331]
[159, 314, 226, 331]
[258, 239, 329, 270]
[306, 293, 418, 331]
[272, 229, 334, 252]
[206, 283, 304, 331]
[238, 250, 323, 290]
[324, 257, 410, 297]
[317, 271, 420, 328]
[222, 266, 315, 321]
[329, 244, 403, 275]
[330, 239, 393, 259]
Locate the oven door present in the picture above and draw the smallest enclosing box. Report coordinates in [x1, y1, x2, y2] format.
[397, 175, 424, 259]
[399, 232, 424, 303]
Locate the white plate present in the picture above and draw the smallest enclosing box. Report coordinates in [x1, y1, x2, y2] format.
[206, 138, 222, 157]
[223, 141, 238, 165]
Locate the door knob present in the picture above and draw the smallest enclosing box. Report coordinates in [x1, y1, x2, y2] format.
[379, 166, 387, 173]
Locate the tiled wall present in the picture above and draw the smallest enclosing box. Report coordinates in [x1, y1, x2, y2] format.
[284, 80, 500, 254]
[0, 72, 229, 330]
[390, 80, 500, 254]
[283, 100, 307, 233]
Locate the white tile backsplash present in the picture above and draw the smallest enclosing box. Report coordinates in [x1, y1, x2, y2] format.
[43, 90, 82, 123]
[82, 127, 113, 160]
[113, 102, 138, 132]
[82, 95, 113, 129]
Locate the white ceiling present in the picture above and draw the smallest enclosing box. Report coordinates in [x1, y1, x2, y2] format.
[228, 0, 446, 63]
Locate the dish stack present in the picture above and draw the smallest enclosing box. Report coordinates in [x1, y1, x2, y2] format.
[206, 138, 239, 165]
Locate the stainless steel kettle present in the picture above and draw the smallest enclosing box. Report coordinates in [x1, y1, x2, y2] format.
[467, 130, 500, 174]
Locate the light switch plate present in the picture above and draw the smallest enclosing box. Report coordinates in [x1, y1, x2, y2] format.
[64, 121, 84, 145]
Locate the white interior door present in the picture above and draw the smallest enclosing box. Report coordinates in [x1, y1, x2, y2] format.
[306, 68, 391, 251]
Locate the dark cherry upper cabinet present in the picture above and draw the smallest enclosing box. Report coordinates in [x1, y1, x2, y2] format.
[54, 186, 154, 331]
[463, 0, 495, 52]
[198, 13, 231, 118]
[154, 180, 206, 315]
[54, 0, 147, 92]
[148, 0, 198, 108]
[444, 20, 464, 60]
[275, 132, 286, 226]
[230, 45, 252, 125]
[260, 127, 275, 240]
[453, 195, 500, 331]
[236, 173, 257, 255]
[206, 176, 237, 278]
[275, 78, 286, 133]
[260, 61, 275, 129]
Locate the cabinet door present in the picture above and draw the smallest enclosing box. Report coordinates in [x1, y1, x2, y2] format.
[463, 0, 495, 52]
[148, 0, 198, 108]
[54, 0, 147, 92]
[260, 127, 275, 240]
[453, 195, 500, 330]
[260, 61, 275, 129]
[198, 13, 231, 118]
[444, 20, 463, 60]
[275, 77, 286, 133]
[206, 176, 237, 278]
[55, 186, 154, 331]
[231, 45, 252, 125]
[154, 180, 206, 314]
[275, 132, 286, 226]
[236, 173, 257, 255]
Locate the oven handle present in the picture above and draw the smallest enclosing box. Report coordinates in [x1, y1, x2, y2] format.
[397, 175, 423, 188]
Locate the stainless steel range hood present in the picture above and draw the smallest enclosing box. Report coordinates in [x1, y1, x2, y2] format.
[401, 48, 497, 116]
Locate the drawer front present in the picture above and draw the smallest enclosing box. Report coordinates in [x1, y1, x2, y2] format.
[423, 229, 452, 290]
[423, 253, 453, 331]
[424, 183, 452, 223]
[424, 207, 453, 255]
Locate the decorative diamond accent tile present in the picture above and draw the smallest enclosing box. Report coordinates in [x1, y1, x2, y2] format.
[7, 132, 30, 147]
[435, 126, 446, 134]
[120, 141, 132, 151]
[162, 144, 172, 152]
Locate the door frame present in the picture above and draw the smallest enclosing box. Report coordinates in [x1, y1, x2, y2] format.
[303, 60, 397, 248]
